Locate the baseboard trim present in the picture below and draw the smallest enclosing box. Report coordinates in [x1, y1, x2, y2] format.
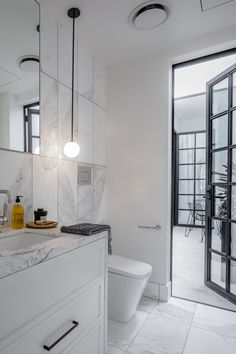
[143, 281, 171, 302]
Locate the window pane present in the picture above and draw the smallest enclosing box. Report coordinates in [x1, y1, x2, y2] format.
[178, 210, 190, 224]
[31, 114, 40, 136]
[196, 164, 205, 179]
[195, 196, 205, 210]
[211, 252, 226, 288]
[211, 219, 226, 253]
[212, 150, 227, 183]
[195, 180, 205, 195]
[179, 165, 194, 179]
[179, 180, 194, 194]
[196, 149, 206, 163]
[178, 195, 193, 209]
[179, 134, 195, 149]
[230, 260, 236, 295]
[32, 138, 40, 155]
[231, 223, 236, 259]
[212, 78, 228, 115]
[179, 149, 194, 164]
[213, 186, 227, 219]
[196, 133, 206, 148]
[212, 114, 228, 150]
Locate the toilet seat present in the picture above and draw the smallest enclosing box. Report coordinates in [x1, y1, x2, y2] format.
[108, 255, 152, 279]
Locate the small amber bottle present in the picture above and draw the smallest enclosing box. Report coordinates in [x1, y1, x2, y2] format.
[11, 196, 24, 229]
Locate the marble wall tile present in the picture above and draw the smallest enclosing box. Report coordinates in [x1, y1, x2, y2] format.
[0, 150, 32, 223]
[40, 73, 58, 157]
[58, 159, 78, 225]
[78, 43, 94, 100]
[32, 155, 57, 220]
[93, 58, 107, 109]
[77, 96, 94, 164]
[40, 1, 58, 80]
[58, 83, 79, 159]
[94, 105, 106, 165]
[57, 20, 79, 91]
[93, 165, 107, 223]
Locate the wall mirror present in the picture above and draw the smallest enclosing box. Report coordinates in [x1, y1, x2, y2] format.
[0, 0, 40, 155]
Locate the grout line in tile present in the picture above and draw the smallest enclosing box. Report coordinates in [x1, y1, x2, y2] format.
[125, 307, 156, 352]
[190, 322, 236, 341]
[181, 303, 199, 354]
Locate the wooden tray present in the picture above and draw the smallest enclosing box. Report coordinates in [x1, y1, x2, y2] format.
[25, 221, 58, 229]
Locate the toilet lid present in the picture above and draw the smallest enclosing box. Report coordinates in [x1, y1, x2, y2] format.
[108, 255, 152, 279]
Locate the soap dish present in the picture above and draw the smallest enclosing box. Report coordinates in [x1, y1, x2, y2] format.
[25, 221, 58, 229]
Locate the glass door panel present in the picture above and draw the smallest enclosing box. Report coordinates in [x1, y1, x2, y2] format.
[212, 77, 228, 115]
[211, 219, 226, 253]
[232, 186, 236, 220]
[231, 223, 236, 258]
[233, 72, 236, 108]
[206, 63, 236, 304]
[233, 111, 236, 144]
[212, 114, 228, 149]
[213, 185, 227, 219]
[210, 252, 226, 287]
[211, 150, 227, 183]
[230, 260, 236, 295]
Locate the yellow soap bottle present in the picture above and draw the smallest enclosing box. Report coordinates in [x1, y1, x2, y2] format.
[11, 196, 24, 229]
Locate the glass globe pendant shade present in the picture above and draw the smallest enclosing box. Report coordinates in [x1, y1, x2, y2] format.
[63, 141, 80, 158]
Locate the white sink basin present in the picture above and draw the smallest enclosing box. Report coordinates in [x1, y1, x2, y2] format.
[0, 232, 57, 253]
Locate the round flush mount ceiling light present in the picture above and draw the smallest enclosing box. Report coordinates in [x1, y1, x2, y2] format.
[129, 1, 172, 30]
[18, 56, 39, 72]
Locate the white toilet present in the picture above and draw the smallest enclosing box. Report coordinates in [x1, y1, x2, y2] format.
[108, 254, 152, 323]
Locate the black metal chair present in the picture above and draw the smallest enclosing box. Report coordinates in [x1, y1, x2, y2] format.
[185, 201, 205, 242]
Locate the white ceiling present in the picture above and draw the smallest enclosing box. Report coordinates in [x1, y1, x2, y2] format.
[48, 0, 236, 66]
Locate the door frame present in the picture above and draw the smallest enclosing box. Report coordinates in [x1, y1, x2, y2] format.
[170, 48, 236, 301]
[205, 63, 236, 304]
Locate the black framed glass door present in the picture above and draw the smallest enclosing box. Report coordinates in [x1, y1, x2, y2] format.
[206, 63, 236, 303]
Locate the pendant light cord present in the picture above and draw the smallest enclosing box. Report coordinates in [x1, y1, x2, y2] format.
[71, 14, 75, 141]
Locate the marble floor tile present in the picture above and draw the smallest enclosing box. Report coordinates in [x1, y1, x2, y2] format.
[137, 296, 158, 313]
[108, 310, 149, 351]
[106, 345, 124, 354]
[192, 304, 236, 339]
[172, 227, 236, 312]
[183, 326, 236, 354]
[127, 311, 190, 354]
[152, 297, 197, 324]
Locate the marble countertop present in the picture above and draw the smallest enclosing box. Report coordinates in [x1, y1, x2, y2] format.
[0, 227, 107, 279]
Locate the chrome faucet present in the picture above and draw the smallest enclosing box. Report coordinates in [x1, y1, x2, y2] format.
[0, 190, 12, 226]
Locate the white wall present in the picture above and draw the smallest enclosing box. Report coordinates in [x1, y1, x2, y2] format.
[107, 27, 236, 298]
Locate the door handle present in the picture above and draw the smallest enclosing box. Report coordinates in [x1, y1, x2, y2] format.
[206, 188, 212, 201]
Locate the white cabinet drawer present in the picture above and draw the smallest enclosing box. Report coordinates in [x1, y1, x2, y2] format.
[1, 280, 104, 354]
[0, 238, 105, 344]
[67, 322, 104, 354]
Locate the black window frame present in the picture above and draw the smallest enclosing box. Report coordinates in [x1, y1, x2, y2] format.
[23, 101, 40, 154]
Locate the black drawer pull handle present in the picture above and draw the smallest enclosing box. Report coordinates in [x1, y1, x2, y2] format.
[43, 320, 79, 351]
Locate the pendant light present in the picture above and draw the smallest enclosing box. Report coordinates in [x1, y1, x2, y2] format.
[63, 7, 81, 158]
